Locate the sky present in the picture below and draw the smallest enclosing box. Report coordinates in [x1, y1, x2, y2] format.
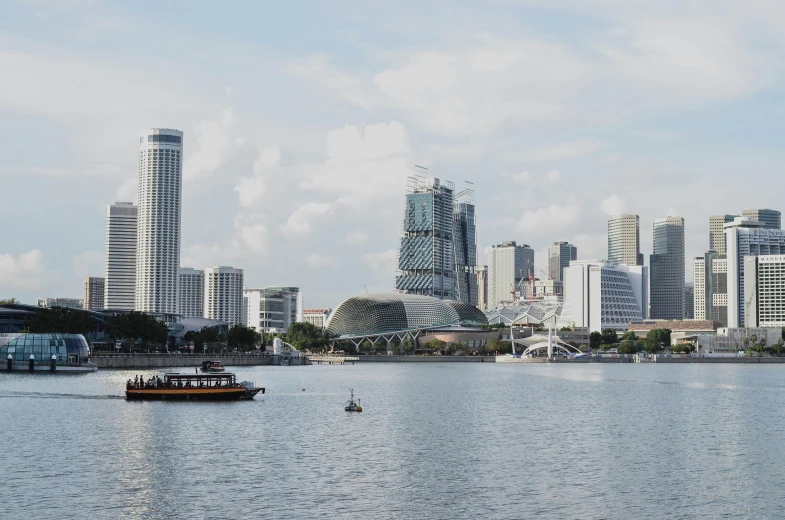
[3, 0, 785, 308]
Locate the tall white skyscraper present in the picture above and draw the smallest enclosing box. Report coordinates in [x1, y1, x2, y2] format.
[726, 217, 785, 327]
[178, 268, 204, 319]
[104, 202, 137, 310]
[608, 214, 643, 266]
[487, 241, 534, 309]
[650, 216, 685, 319]
[135, 128, 183, 314]
[548, 241, 577, 281]
[244, 287, 303, 332]
[204, 266, 244, 325]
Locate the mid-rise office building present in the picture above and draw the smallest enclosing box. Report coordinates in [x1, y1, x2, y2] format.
[650, 216, 685, 320]
[203, 266, 244, 325]
[83, 277, 105, 311]
[476, 265, 488, 310]
[744, 255, 785, 327]
[37, 298, 83, 310]
[726, 217, 785, 327]
[548, 241, 577, 281]
[244, 287, 302, 333]
[608, 214, 643, 266]
[104, 202, 137, 310]
[487, 241, 534, 309]
[742, 208, 781, 230]
[135, 128, 183, 314]
[563, 260, 648, 332]
[709, 215, 737, 254]
[178, 268, 204, 319]
[693, 251, 729, 326]
[395, 173, 455, 300]
[453, 186, 478, 306]
[683, 283, 694, 319]
[303, 308, 331, 329]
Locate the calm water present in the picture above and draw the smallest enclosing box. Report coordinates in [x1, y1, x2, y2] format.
[2, 363, 785, 519]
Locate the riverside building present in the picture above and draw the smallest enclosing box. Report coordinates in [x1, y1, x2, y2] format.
[650, 216, 685, 319]
[203, 266, 244, 325]
[453, 184, 478, 306]
[743, 255, 785, 327]
[244, 287, 302, 333]
[178, 268, 204, 319]
[476, 265, 488, 310]
[135, 128, 183, 315]
[303, 308, 331, 329]
[548, 241, 577, 282]
[37, 298, 83, 310]
[487, 241, 534, 309]
[104, 202, 137, 310]
[726, 217, 785, 327]
[608, 214, 643, 266]
[709, 215, 736, 254]
[395, 171, 456, 300]
[563, 260, 648, 332]
[693, 251, 728, 326]
[83, 277, 105, 311]
[742, 209, 781, 230]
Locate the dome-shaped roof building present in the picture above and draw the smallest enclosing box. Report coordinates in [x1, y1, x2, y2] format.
[326, 294, 488, 339]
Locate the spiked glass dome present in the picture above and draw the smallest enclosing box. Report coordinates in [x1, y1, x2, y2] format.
[326, 294, 487, 338]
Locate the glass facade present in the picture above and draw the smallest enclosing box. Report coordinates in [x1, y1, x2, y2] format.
[0, 333, 91, 365]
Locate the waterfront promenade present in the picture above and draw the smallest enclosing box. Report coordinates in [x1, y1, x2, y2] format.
[92, 353, 273, 369]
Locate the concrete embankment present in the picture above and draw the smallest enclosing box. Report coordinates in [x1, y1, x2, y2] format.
[353, 355, 496, 362]
[93, 354, 273, 369]
[655, 357, 785, 363]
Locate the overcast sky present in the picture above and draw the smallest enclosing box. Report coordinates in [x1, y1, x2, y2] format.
[2, 0, 785, 308]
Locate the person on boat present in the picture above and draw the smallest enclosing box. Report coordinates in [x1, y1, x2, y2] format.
[140, 376, 144, 386]
[134, 375, 138, 387]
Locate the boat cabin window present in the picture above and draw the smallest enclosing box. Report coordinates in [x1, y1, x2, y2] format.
[164, 374, 236, 388]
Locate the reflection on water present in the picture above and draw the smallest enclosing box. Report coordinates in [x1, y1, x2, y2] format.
[1, 364, 785, 519]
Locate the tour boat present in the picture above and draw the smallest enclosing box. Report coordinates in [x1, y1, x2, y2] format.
[200, 360, 226, 372]
[126, 372, 264, 401]
[344, 389, 363, 412]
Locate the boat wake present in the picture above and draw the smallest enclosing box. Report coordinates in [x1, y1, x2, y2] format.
[0, 391, 124, 400]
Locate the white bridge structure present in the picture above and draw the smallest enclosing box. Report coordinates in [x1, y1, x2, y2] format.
[497, 317, 584, 362]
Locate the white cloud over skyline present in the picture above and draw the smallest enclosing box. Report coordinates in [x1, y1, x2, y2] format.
[3, 1, 785, 306]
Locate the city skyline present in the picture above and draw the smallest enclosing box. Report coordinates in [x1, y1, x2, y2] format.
[4, 2, 785, 308]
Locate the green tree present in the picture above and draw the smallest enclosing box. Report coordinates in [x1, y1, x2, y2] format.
[105, 311, 169, 350]
[184, 326, 222, 352]
[24, 307, 97, 335]
[617, 340, 639, 355]
[642, 328, 671, 353]
[487, 337, 510, 354]
[227, 325, 260, 350]
[401, 337, 415, 354]
[423, 338, 446, 353]
[601, 329, 618, 345]
[285, 322, 331, 352]
[773, 339, 784, 357]
[621, 330, 638, 341]
[0, 298, 18, 305]
[589, 331, 602, 350]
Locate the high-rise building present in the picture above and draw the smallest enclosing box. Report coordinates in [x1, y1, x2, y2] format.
[693, 251, 729, 326]
[395, 171, 455, 299]
[608, 214, 642, 266]
[37, 298, 83, 310]
[744, 255, 785, 327]
[742, 208, 781, 230]
[135, 128, 183, 315]
[683, 283, 694, 319]
[650, 217, 685, 319]
[178, 268, 204, 319]
[104, 202, 137, 310]
[83, 277, 105, 311]
[562, 260, 648, 332]
[548, 241, 577, 281]
[203, 266, 244, 325]
[709, 215, 737, 254]
[476, 265, 488, 310]
[244, 287, 302, 332]
[453, 184, 478, 305]
[487, 241, 534, 309]
[726, 217, 785, 327]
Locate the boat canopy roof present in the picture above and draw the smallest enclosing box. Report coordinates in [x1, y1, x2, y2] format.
[164, 373, 236, 381]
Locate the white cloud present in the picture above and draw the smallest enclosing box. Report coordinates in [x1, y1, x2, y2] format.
[0, 250, 47, 292]
[284, 202, 335, 236]
[664, 207, 679, 217]
[232, 213, 269, 254]
[507, 171, 531, 184]
[517, 204, 580, 237]
[235, 146, 281, 208]
[184, 107, 236, 181]
[73, 250, 103, 278]
[601, 194, 627, 216]
[362, 249, 398, 273]
[519, 141, 605, 163]
[547, 170, 562, 183]
[344, 231, 369, 245]
[116, 176, 136, 202]
[305, 253, 339, 270]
